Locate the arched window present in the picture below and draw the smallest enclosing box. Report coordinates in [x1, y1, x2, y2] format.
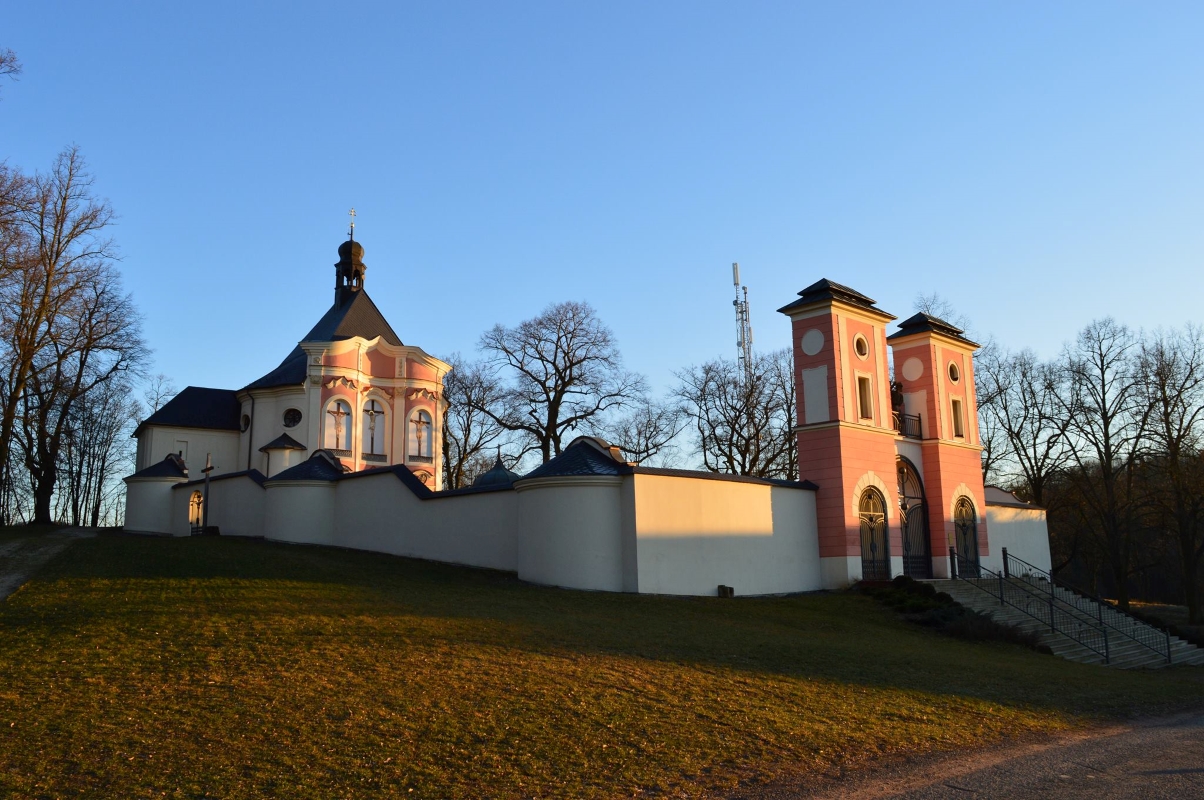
[362, 399, 387, 461]
[896, 458, 931, 578]
[324, 399, 353, 454]
[409, 409, 433, 462]
[858, 487, 890, 581]
[954, 497, 979, 576]
[189, 491, 204, 534]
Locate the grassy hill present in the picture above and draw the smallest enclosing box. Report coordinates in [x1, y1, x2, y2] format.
[0, 533, 1200, 798]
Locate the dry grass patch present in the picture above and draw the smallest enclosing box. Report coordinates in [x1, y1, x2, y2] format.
[0, 534, 1200, 798]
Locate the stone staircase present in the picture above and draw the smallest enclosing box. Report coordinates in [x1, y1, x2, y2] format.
[931, 577, 1204, 669]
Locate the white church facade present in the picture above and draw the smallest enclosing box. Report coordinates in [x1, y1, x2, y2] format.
[124, 237, 1051, 596]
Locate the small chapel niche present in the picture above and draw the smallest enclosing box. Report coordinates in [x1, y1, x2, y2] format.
[324, 399, 353, 454]
[409, 409, 433, 463]
[362, 399, 387, 462]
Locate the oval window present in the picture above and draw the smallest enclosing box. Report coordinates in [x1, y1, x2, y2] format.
[948, 363, 960, 383]
[853, 334, 869, 359]
[283, 408, 303, 428]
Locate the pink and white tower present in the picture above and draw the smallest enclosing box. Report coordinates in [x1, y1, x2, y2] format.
[780, 281, 988, 587]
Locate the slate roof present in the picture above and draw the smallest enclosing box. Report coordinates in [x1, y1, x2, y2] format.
[888, 312, 978, 345]
[777, 279, 895, 318]
[472, 454, 522, 487]
[126, 453, 189, 480]
[134, 387, 242, 437]
[242, 288, 403, 391]
[259, 433, 307, 452]
[175, 469, 268, 489]
[268, 451, 348, 482]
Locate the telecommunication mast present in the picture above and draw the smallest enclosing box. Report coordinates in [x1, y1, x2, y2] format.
[732, 262, 753, 377]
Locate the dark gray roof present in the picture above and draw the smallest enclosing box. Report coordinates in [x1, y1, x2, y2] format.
[777, 278, 895, 319]
[268, 451, 347, 482]
[259, 433, 307, 452]
[985, 485, 1042, 509]
[242, 289, 402, 391]
[134, 387, 241, 437]
[126, 453, 189, 480]
[632, 466, 818, 490]
[472, 454, 522, 487]
[175, 469, 267, 489]
[888, 312, 979, 346]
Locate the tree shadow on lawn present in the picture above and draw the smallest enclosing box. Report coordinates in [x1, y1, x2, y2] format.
[17, 532, 1204, 722]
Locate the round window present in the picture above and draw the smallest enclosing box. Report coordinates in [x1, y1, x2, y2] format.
[240, 414, 250, 432]
[853, 335, 870, 359]
[283, 408, 303, 428]
[948, 363, 961, 383]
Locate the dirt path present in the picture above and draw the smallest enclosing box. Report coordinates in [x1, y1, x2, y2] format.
[734, 712, 1204, 799]
[0, 527, 95, 600]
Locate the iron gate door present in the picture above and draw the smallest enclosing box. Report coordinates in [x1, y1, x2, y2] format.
[859, 488, 890, 581]
[897, 459, 932, 578]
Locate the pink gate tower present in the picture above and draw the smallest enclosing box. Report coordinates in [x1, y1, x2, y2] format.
[779, 280, 988, 587]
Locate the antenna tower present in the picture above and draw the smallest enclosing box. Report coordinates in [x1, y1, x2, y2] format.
[732, 262, 753, 377]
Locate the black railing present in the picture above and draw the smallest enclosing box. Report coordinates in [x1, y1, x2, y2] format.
[1002, 549, 1171, 665]
[951, 548, 1111, 664]
[892, 411, 922, 440]
[363, 453, 387, 463]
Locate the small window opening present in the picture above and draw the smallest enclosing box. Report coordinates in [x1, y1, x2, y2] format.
[857, 376, 873, 420]
[951, 398, 965, 438]
[854, 335, 869, 359]
[948, 362, 960, 383]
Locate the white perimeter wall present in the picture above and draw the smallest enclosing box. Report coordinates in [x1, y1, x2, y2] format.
[264, 482, 337, 545]
[516, 478, 630, 592]
[140, 426, 241, 477]
[632, 474, 820, 596]
[981, 505, 1052, 574]
[123, 478, 183, 534]
[334, 473, 517, 572]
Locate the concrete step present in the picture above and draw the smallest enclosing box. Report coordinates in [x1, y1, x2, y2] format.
[929, 577, 1204, 669]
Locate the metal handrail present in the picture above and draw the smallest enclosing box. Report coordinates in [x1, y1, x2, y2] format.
[951, 548, 1111, 663]
[1002, 549, 1171, 664]
[891, 411, 922, 440]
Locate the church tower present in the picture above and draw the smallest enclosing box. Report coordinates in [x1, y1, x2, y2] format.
[779, 280, 901, 587]
[887, 314, 988, 577]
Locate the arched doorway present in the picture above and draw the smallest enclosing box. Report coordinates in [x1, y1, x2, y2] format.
[954, 497, 980, 577]
[189, 491, 203, 535]
[897, 458, 932, 578]
[858, 487, 890, 581]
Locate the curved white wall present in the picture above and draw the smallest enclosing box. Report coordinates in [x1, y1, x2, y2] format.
[263, 482, 336, 545]
[122, 479, 182, 534]
[983, 505, 1051, 574]
[516, 478, 627, 592]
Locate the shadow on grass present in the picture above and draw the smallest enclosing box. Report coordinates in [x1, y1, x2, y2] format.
[19, 533, 1204, 722]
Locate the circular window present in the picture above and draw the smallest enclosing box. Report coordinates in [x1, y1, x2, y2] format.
[948, 363, 961, 383]
[240, 414, 250, 432]
[853, 334, 870, 359]
[283, 408, 303, 428]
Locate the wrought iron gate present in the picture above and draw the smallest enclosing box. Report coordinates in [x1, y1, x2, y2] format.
[897, 459, 932, 578]
[859, 488, 890, 581]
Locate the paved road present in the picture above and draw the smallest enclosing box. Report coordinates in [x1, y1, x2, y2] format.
[740, 713, 1204, 800]
[0, 527, 94, 600]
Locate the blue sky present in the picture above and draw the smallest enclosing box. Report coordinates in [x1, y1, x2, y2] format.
[5, 2, 1203, 395]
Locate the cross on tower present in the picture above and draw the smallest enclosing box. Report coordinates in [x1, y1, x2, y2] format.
[348, 207, 356, 240]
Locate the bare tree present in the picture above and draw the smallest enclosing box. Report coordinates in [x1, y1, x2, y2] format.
[0, 48, 20, 98]
[596, 397, 685, 466]
[479, 301, 646, 463]
[978, 348, 1075, 507]
[1137, 326, 1204, 622]
[441, 353, 510, 489]
[141, 373, 178, 416]
[56, 376, 140, 527]
[1060, 318, 1148, 609]
[675, 348, 796, 480]
[0, 148, 118, 494]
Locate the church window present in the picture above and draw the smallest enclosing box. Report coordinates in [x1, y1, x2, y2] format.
[857, 376, 873, 420]
[283, 408, 302, 428]
[951, 398, 965, 438]
[240, 414, 250, 432]
[363, 399, 386, 459]
[409, 409, 433, 463]
[948, 362, 961, 383]
[324, 400, 352, 454]
[853, 334, 869, 359]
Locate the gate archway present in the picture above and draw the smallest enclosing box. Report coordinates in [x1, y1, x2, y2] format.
[896, 458, 932, 578]
[954, 497, 980, 577]
[858, 487, 890, 581]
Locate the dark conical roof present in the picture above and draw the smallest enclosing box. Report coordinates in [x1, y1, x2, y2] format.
[472, 454, 521, 487]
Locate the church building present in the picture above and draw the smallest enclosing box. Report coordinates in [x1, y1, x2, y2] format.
[124, 236, 1050, 596]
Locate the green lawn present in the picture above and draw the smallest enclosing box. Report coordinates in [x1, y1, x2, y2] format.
[0, 534, 1201, 799]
